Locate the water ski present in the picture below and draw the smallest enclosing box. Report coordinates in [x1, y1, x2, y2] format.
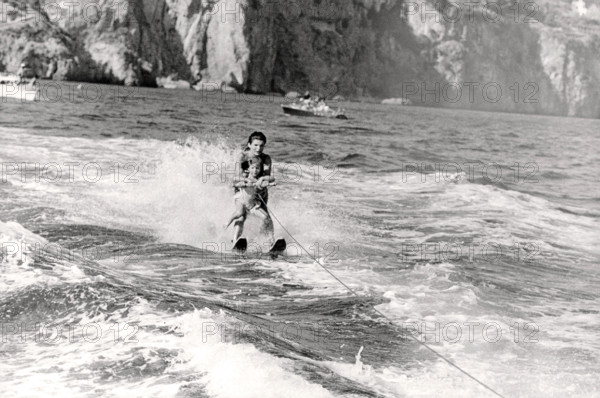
[268, 238, 286, 258]
[232, 237, 247, 252]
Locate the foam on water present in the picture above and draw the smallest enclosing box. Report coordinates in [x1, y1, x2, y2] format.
[0, 130, 350, 253]
[0, 220, 93, 297]
[0, 300, 341, 398]
[84, 136, 349, 248]
[270, 162, 600, 397]
[174, 308, 336, 398]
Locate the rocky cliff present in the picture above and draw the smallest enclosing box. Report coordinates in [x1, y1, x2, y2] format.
[1, 0, 599, 117]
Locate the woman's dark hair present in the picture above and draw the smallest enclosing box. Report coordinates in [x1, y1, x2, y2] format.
[248, 131, 267, 144]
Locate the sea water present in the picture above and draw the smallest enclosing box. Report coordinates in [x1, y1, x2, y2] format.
[0, 83, 598, 397]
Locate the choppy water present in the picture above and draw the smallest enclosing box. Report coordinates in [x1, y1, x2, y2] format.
[0, 82, 599, 397]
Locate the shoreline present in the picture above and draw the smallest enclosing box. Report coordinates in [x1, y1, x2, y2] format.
[5, 79, 600, 122]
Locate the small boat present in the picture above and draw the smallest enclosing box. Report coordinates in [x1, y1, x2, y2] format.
[281, 103, 347, 119]
[0, 72, 38, 101]
[0, 82, 39, 102]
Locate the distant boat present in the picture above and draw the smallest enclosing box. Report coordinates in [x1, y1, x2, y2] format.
[381, 97, 412, 105]
[281, 103, 347, 119]
[156, 76, 191, 90]
[0, 74, 38, 101]
[0, 73, 19, 84]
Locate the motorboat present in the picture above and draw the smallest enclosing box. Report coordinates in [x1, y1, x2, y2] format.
[281, 100, 347, 119]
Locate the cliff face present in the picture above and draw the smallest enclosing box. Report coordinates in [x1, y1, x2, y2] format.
[1, 0, 599, 117]
[403, 0, 600, 117]
[537, 26, 600, 117]
[0, 1, 75, 79]
[244, 0, 437, 97]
